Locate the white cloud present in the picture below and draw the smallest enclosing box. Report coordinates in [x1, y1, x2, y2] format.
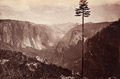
[0, 0, 120, 24]
[88, 0, 120, 6]
[0, 0, 30, 11]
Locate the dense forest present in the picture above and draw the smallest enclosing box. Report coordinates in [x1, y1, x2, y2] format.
[84, 19, 120, 78]
[0, 49, 72, 79]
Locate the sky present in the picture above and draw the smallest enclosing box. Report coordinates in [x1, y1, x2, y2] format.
[0, 0, 120, 24]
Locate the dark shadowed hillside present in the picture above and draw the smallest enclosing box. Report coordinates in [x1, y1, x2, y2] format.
[84, 19, 120, 78]
[0, 49, 72, 79]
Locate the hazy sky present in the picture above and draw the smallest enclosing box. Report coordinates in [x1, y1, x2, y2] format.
[0, 0, 120, 24]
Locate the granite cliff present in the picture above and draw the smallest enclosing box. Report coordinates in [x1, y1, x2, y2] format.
[0, 19, 52, 50]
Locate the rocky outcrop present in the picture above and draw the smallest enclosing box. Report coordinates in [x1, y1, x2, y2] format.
[0, 49, 72, 79]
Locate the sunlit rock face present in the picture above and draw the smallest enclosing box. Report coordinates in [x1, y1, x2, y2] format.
[0, 19, 78, 51]
[69, 30, 82, 46]
[0, 19, 50, 50]
[56, 22, 111, 53]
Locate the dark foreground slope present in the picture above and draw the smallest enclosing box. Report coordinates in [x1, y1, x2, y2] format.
[0, 49, 72, 79]
[84, 19, 120, 78]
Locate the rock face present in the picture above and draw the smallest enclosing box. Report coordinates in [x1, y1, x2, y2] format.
[55, 22, 112, 72]
[84, 19, 120, 78]
[56, 22, 111, 53]
[0, 19, 77, 50]
[0, 19, 52, 50]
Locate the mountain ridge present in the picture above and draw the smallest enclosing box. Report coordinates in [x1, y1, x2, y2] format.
[84, 19, 120, 78]
[0, 19, 118, 76]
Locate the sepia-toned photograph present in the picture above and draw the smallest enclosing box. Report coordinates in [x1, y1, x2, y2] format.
[0, 0, 120, 79]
